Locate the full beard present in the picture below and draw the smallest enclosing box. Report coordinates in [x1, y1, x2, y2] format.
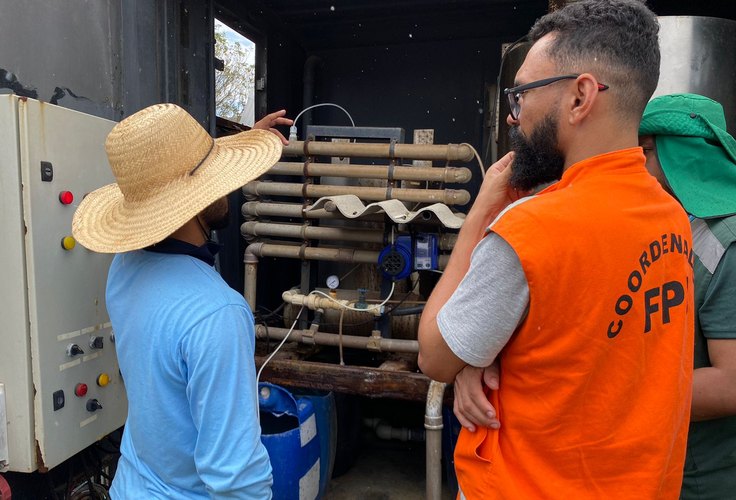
[508, 114, 565, 191]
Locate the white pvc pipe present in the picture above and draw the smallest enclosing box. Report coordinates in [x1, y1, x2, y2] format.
[282, 140, 475, 162]
[242, 221, 458, 249]
[425, 381, 447, 500]
[255, 325, 419, 353]
[246, 242, 450, 268]
[269, 161, 472, 183]
[243, 181, 471, 206]
[282, 289, 382, 317]
[242, 201, 386, 222]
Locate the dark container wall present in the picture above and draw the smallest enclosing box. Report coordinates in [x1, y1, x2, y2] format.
[253, 31, 309, 312]
[308, 37, 495, 157]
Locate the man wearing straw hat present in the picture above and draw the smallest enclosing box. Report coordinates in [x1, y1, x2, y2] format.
[72, 104, 291, 499]
[638, 93, 736, 500]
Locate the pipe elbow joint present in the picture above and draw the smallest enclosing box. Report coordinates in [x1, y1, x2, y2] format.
[245, 242, 263, 262]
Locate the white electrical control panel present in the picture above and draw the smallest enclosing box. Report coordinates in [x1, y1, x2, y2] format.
[0, 94, 127, 472]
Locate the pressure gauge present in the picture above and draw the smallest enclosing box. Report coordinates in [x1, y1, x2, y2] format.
[326, 274, 340, 290]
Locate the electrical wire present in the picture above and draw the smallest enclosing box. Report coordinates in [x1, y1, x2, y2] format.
[338, 309, 346, 366]
[386, 276, 421, 314]
[255, 304, 306, 423]
[256, 304, 304, 385]
[461, 142, 486, 179]
[254, 302, 286, 324]
[339, 263, 361, 282]
[289, 102, 356, 140]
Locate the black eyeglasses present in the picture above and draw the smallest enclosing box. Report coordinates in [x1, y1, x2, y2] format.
[504, 74, 609, 120]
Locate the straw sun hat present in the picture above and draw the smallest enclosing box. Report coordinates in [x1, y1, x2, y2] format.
[72, 103, 282, 253]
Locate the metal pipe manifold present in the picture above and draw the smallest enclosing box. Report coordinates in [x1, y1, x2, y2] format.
[282, 140, 474, 162]
[246, 242, 450, 268]
[269, 161, 472, 183]
[243, 181, 471, 206]
[241, 221, 458, 249]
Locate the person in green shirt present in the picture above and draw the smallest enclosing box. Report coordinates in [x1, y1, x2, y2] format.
[639, 93, 736, 499]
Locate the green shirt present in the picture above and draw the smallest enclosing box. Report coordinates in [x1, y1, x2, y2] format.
[682, 215, 736, 500]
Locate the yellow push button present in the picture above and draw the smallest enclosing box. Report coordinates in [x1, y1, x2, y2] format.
[96, 373, 110, 387]
[61, 236, 76, 251]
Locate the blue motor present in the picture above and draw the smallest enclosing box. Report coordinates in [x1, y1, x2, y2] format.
[378, 233, 439, 279]
[378, 235, 413, 280]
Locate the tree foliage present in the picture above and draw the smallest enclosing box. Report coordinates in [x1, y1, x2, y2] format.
[214, 24, 254, 123]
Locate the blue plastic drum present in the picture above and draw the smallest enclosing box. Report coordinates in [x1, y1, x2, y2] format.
[259, 383, 321, 500]
[292, 389, 337, 498]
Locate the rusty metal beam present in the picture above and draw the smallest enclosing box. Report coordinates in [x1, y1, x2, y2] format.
[254, 356, 435, 402]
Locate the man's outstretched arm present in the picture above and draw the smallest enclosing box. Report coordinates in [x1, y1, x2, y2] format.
[253, 109, 293, 145]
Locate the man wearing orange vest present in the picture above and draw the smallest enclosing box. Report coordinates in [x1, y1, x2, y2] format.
[418, 1, 694, 498]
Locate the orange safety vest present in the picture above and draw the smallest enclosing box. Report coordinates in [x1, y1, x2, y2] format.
[454, 148, 694, 499]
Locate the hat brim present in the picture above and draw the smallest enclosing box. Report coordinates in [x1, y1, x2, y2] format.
[72, 128, 282, 253]
[657, 135, 736, 219]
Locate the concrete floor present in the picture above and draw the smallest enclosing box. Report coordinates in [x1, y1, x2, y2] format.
[324, 434, 454, 500]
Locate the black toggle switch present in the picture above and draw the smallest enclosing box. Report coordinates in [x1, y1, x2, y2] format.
[86, 399, 103, 412]
[66, 343, 85, 357]
[89, 336, 104, 349]
[40, 161, 53, 182]
[52, 390, 65, 411]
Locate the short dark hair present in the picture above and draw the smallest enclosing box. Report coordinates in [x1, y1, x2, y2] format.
[529, 0, 660, 120]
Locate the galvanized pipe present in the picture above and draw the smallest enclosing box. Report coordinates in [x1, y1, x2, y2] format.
[246, 242, 450, 268]
[425, 380, 447, 500]
[255, 325, 419, 353]
[243, 181, 471, 206]
[269, 161, 472, 183]
[283, 140, 475, 162]
[242, 221, 458, 249]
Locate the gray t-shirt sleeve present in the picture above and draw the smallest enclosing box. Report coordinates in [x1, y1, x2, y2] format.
[436, 232, 529, 367]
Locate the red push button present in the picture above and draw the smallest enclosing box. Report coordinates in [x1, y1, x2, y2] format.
[59, 191, 74, 205]
[74, 383, 88, 397]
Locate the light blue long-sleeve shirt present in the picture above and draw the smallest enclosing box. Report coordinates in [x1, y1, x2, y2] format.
[107, 248, 272, 499]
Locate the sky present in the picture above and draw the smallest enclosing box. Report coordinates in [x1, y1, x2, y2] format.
[215, 19, 255, 65]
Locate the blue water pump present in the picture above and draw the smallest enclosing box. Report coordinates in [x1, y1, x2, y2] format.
[378, 233, 439, 279]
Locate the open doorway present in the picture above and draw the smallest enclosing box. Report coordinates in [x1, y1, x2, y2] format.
[214, 18, 256, 127]
[212, 18, 259, 294]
